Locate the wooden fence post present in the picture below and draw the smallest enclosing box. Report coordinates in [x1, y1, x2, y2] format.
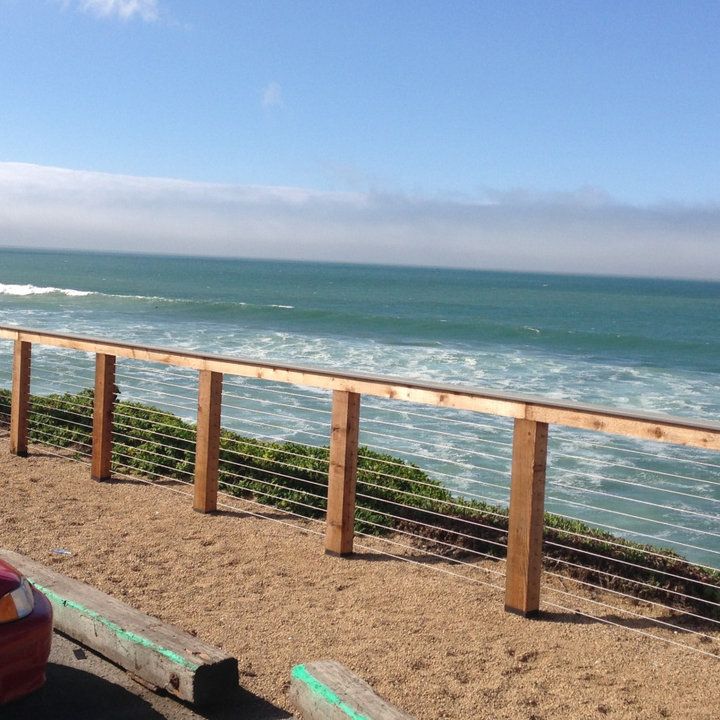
[194, 370, 223, 513]
[91, 353, 116, 481]
[504, 418, 549, 617]
[10, 340, 31, 457]
[325, 390, 361, 556]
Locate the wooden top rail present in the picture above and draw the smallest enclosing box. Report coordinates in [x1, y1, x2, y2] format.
[1, 324, 719, 451]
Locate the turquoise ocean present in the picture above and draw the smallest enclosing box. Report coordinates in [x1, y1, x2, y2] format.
[1, 248, 718, 566]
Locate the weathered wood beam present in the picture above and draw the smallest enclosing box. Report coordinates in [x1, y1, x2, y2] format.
[91, 353, 116, 481]
[9, 339, 31, 457]
[325, 390, 361, 556]
[505, 418, 549, 618]
[194, 370, 223, 513]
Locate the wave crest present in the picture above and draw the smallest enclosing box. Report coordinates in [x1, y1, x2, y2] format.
[0, 283, 94, 297]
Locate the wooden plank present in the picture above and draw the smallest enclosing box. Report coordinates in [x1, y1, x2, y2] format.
[0, 326, 526, 419]
[524, 404, 720, 451]
[91, 353, 116, 482]
[325, 391, 361, 556]
[505, 418, 548, 618]
[1, 549, 238, 706]
[194, 370, 223, 513]
[289, 660, 415, 720]
[9, 339, 31, 457]
[2, 324, 720, 450]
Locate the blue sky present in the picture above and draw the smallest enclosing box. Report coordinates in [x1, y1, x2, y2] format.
[0, 1, 719, 277]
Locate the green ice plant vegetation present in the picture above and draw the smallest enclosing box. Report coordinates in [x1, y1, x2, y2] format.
[0, 388, 718, 615]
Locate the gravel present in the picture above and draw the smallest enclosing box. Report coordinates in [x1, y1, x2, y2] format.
[1, 447, 718, 719]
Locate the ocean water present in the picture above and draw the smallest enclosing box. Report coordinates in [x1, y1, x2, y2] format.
[1, 248, 719, 566]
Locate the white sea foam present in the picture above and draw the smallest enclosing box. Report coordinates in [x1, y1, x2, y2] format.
[0, 283, 94, 297]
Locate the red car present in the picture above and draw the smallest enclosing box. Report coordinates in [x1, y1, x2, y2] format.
[0, 558, 53, 704]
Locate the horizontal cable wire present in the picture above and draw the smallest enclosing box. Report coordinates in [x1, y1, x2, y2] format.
[220, 449, 328, 481]
[29, 426, 91, 450]
[215, 415, 329, 443]
[111, 401, 195, 422]
[545, 506, 720, 561]
[28, 397, 94, 419]
[541, 583, 717, 642]
[27, 414, 91, 437]
[214, 375, 330, 404]
[219, 457, 327, 492]
[221, 438, 330, 465]
[110, 462, 194, 487]
[543, 539, 720, 592]
[554, 429, 720, 472]
[551, 450, 720, 495]
[361, 400, 511, 437]
[116, 371, 195, 391]
[355, 514, 505, 566]
[541, 597, 720, 660]
[360, 439, 509, 476]
[544, 522, 720, 574]
[144, 364, 327, 409]
[221, 388, 331, 417]
[226, 431, 329, 453]
[355, 536, 507, 594]
[112, 438, 195, 465]
[113, 385, 198, 411]
[545, 555, 720, 612]
[26, 383, 94, 405]
[28, 407, 93, 431]
[550, 463, 720, 504]
[360, 413, 514, 454]
[32, 365, 95, 382]
[353, 498, 507, 554]
[28, 377, 94, 396]
[112, 436, 195, 461]
[548, 478, 720, 521]
[359, 424, 512, 464]
[543, 570, 720, 633]
[356, 467, 510, 518]
[110, 460, 197, 489]
[353, 528, 507, 586]
[115, 394, 198, 416]
[219, 474, 327, 502]
[220, 398, 330, 429]
[28, 409, 92, 433]
[217, 477, 327, 514]
[112, 425, 195, 446]
[112, 450, 195, 479]
[112, 413, 195, 435]
[545, 492, 720, 542]
[9, 442, 91, 466]
[215, 495, 327, 534]
[355, 480, 509, 538]
[218, 474, 328, 504]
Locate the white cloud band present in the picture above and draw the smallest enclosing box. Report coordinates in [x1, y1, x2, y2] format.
[0, 162, 718, 280]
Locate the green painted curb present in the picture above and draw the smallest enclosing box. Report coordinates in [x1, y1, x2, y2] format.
[291, 664, 370, 720]
[30, 579, 200, 671]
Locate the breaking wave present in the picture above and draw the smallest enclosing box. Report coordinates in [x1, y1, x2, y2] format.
[0, 283, 95, 297]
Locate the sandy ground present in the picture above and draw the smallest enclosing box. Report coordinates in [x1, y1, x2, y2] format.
[1, 445, 719, 719]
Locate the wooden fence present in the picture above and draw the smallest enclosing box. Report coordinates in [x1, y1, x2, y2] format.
[2, 324, 720, 619]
